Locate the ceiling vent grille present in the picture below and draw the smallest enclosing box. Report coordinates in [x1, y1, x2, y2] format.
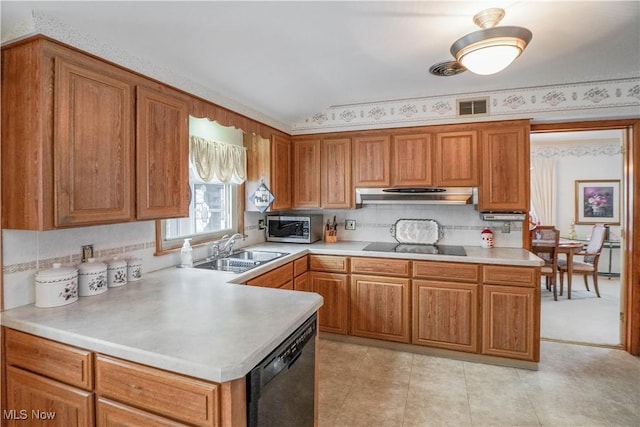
[457, 98, 489, 116]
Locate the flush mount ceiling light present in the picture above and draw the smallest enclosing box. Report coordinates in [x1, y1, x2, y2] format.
[450, 8, 532, 75]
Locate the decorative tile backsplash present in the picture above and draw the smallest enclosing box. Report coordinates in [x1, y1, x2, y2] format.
[2, 205, 520, 310]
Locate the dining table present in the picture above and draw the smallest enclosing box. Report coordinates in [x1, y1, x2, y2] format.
[531, 238, 585, 299]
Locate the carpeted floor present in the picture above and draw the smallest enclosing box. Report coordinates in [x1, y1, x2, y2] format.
[540, 275, 621, 346]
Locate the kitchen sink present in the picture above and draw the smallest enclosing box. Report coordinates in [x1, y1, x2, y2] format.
[226, 250, 288, 262]
[193, 250, 289, 273]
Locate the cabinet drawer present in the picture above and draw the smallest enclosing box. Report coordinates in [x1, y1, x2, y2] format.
[351, 257, 410, 277]
[293, 256, 308, 276]
[4, 328, 93, 390]
[483, 265, 537, 287]
[309, 255, 349, 273]
[97, 398, 188, 427]
[247, 262, 293, 288]
[95, 355, 220, 427]
[413, 261, 479, 283]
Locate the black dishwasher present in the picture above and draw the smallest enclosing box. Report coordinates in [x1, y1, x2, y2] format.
[246, 313, 317, 427]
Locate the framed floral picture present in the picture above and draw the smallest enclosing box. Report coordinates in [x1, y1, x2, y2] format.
[575, 180, 620, 225]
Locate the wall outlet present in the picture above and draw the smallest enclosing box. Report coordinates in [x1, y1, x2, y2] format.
[258, 219, 266, 230]
[81, 244, 94, 262]
[345, 219, 356, 230]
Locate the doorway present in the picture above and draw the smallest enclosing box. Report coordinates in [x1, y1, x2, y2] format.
[530, 126, 629, 348]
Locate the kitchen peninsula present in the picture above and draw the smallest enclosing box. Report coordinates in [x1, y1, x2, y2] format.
[2, 241, 542, 426]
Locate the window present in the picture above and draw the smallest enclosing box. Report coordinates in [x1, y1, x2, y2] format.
[156, 118, 245, 253]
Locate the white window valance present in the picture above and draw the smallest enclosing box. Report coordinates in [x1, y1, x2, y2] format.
[189, 136, 247, 184]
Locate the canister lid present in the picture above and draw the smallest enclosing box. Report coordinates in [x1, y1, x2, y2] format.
[78, 258, 107, 274]
[126, 257, 142, 266]
[107, 257, 127, 269]
[36, 263, 77, 280]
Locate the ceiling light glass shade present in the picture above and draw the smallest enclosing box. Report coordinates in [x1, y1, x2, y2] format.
[450, 26, 532, 75]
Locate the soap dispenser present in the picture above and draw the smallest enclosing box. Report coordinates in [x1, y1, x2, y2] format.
[181, 238, 193, 268]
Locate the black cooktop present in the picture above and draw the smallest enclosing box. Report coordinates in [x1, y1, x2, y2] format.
[362, 242, 467, 256]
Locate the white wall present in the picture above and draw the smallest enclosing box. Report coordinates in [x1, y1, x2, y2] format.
[531, 132, 623, 275]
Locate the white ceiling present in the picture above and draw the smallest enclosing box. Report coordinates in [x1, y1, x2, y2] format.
[2, 1, 639, 130]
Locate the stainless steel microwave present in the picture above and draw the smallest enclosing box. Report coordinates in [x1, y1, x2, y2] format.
[266, 215, 323, 243]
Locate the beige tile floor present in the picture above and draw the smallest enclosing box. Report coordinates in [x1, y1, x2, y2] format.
[317, 338, 640, 427]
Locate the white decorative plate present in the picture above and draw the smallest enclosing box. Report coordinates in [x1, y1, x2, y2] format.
[390, 219, 443, 244]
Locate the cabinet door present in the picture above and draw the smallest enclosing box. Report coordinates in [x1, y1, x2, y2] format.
[479, 122, 530, 212]
[322, 137, 352, 208]
[6, 366, 94, 427]
[271, 135, 292, 210]
[353, 135, 391, 187]
[55, 58, 134, 226]
[136, 86, 189, 220]
[482, 285, 539, 361]
[311, 272, 349, 334]
[294, 272, 312, 292]
[435, 130, 479, 186]
[293, 138, 321, 208]
[350, 275, 411, 343]
[392, 133, 434, 186]
[412, 280, 479, 353]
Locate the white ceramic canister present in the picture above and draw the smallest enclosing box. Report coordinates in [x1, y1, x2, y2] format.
[107, 258, 128, 287]
[35, 263, 78, 308]
[126, 257, 143, 281]
[77, 258, 108, 296]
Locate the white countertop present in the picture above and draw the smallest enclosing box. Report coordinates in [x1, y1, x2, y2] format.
[1, 267, 322, 383]
[0, 240, 541, 384]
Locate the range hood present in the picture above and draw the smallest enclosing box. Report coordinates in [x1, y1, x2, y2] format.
[355, 187, 474, 207]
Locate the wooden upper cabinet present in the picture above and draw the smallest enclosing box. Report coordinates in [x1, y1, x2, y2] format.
[55, 57, 135, 226]
[136, 86, 189, 220]
[293, 138, 321, 208]
[1, 37, 139, 229]
[353, 135, 391, 187]
[1, 37, 191, 229]
[322, 137, 352, 209]
[271, 135, 292, 210]
[391, 133, 434, 187]
[479, 121, 530, 212]
[434, 130, 479, 186]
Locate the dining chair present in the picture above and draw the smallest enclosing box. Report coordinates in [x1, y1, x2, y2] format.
[558, 223, 606, 298]
[530, 225, 561, 300]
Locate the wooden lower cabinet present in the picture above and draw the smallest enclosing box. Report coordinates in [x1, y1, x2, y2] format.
[482, 285, 539, 361]
[6, 366, 94, 427]
[350, 274, 410, 343]
[412, 280, 479, 353]
[3, 327, 245, 427]
[310, 272, 349, 334]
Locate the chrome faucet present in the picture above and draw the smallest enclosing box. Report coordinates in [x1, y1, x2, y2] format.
[211, 233, 244, 259]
